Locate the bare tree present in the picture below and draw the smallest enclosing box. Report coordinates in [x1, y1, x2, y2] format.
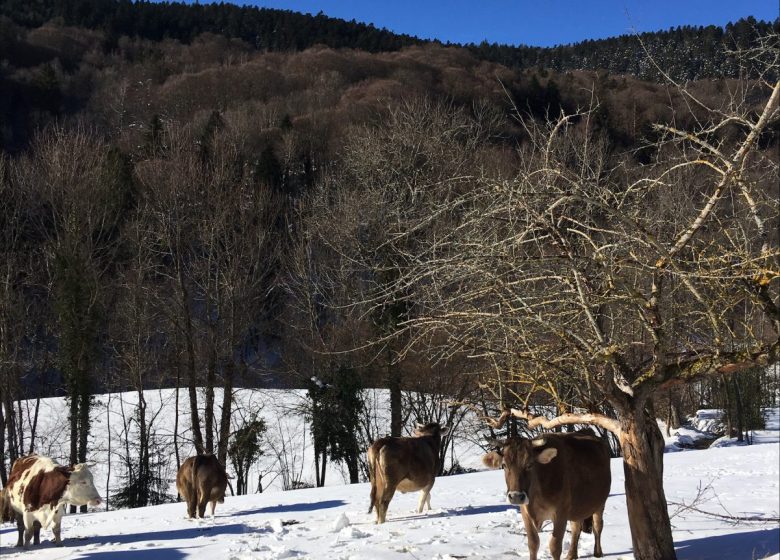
[359, 71, 778, 559]
[136, 119, 280, 463]
[10, 126, 131, 507]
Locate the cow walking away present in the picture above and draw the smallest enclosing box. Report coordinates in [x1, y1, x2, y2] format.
[1, 455, 102, 547]
[367, 422, 450, 524]
[482, 430, 611, 560]
[176, 454, 230, 519]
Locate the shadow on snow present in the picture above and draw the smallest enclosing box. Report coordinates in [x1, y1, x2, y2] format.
[70, 547, 195, 560]
[0, 523, 250, 556]
[233, 499, 346, 517]
[675, 527, 779, 560]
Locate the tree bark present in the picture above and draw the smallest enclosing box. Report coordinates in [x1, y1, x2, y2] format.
[204, 353, 215, 454]
[0, 396, 6, 485]
[217, 361, 234, 464]
[346, 452, 359, 484]
[174, 365, 181, 471]
[137, 387, 149, 506]
[78, 390, 90, 513]
[28, 397, 40, 454]
[619, 409, 676, 560]
[179, 268, 204, 454]
[388, 348, 402, 437]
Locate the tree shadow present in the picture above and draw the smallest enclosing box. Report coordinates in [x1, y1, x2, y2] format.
[675, 527, 779, 560]
[234, 499, 346, 517]
[70, 547, 195, 559]
[381, 503, 516, 524]
[0, 523, 251, 556]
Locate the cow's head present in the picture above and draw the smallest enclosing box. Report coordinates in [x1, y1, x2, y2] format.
[63, 463, 102, 507]
[412, 423, 451, 438]
[482, 437, 557, 506]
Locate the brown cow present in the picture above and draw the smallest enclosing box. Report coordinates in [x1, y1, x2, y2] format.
[367, 422, 450, 524]
[482, 430, 611, 560]
[2, 455, 102, 547]
[176, 454, 230, 519]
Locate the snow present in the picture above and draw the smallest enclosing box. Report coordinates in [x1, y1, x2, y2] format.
[16, 388, 486, 496]
[1, 396, 778, 559]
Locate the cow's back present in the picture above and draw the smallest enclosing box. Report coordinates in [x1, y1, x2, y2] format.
[192, 455, 227, 499]
[376, 436, 437, 489]
[5, 456, 58, 513]
[537, 433, 611, 520]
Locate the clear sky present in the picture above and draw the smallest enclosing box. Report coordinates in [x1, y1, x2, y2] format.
[233, 1, 777, 47]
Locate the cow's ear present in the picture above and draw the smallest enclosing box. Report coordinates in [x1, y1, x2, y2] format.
[482, 451, 503, 470]
[439, 426, 451, 437]
[536, 448, 558, 464]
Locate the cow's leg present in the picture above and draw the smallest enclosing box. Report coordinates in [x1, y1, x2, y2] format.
[22, 512, 36, 547]
[52, 521, 64, 546]
[183, 487, 197, 519]
[33, 520, 42, 545]
[417, 483, 433, 513]
[197, 486, 209, 519]
[566, 520, 583, 560]
[520, 509, 540, 560]
[14, 513, 24, 547]
[548, 517, 567, 560]
[210, 500, 217, 518]
[368, 479, 376, 514]
[592, 507, 605, 558]
[377, 483, 396, 524]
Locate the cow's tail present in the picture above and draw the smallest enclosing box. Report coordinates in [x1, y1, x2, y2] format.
[582, 514, 594, 534]
[0, 488, 13, 523]
[367, 446, 377, 514]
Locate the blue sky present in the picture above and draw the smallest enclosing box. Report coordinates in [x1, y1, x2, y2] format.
[232, 1, 777, 47]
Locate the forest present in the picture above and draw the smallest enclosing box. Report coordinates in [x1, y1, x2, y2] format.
[0, 2, 778, 559]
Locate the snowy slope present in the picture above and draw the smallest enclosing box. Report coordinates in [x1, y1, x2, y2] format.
[18, 388, 487, 498]
[1, 427, 778, 559]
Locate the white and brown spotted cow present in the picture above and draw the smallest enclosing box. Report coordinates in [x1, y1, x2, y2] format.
[1, 455, 102, 547]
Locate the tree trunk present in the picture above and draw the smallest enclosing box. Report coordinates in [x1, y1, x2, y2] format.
[313, 443, 321, 487]
[28, 397, 40, 454]
[0, 395, 6, 485]
[204, 352, 216, 454]
[2, 395, 18, 465]
[346, 452, 359, 484]
[388, 348, 402, 437]
[179, 268, 204, 454]
[15, 399, 24, 455]
[69, 394, 79, 464]
[733, 376, 744, 443]
[217, 362, 234, 465]
[174, 367, 181, 471]
[78, 389, 90, 513]
[69, 394, 79, 515]
[138, 387, 149, 507]
[619, 409, 676, 560]
[319, 449, 327, 486]
[106, 391, 111, 511]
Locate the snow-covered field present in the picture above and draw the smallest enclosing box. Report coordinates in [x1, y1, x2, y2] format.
[1, 430, 778, 559]
[12, 388, 487, 497]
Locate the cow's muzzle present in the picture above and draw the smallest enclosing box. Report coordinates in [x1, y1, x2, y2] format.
[506, 491, 528, 505]
[89, 498, 102, 507]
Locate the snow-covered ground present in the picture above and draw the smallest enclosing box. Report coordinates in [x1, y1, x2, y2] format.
[1, 399, 778, 559]
[0, 432, 777, 559]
